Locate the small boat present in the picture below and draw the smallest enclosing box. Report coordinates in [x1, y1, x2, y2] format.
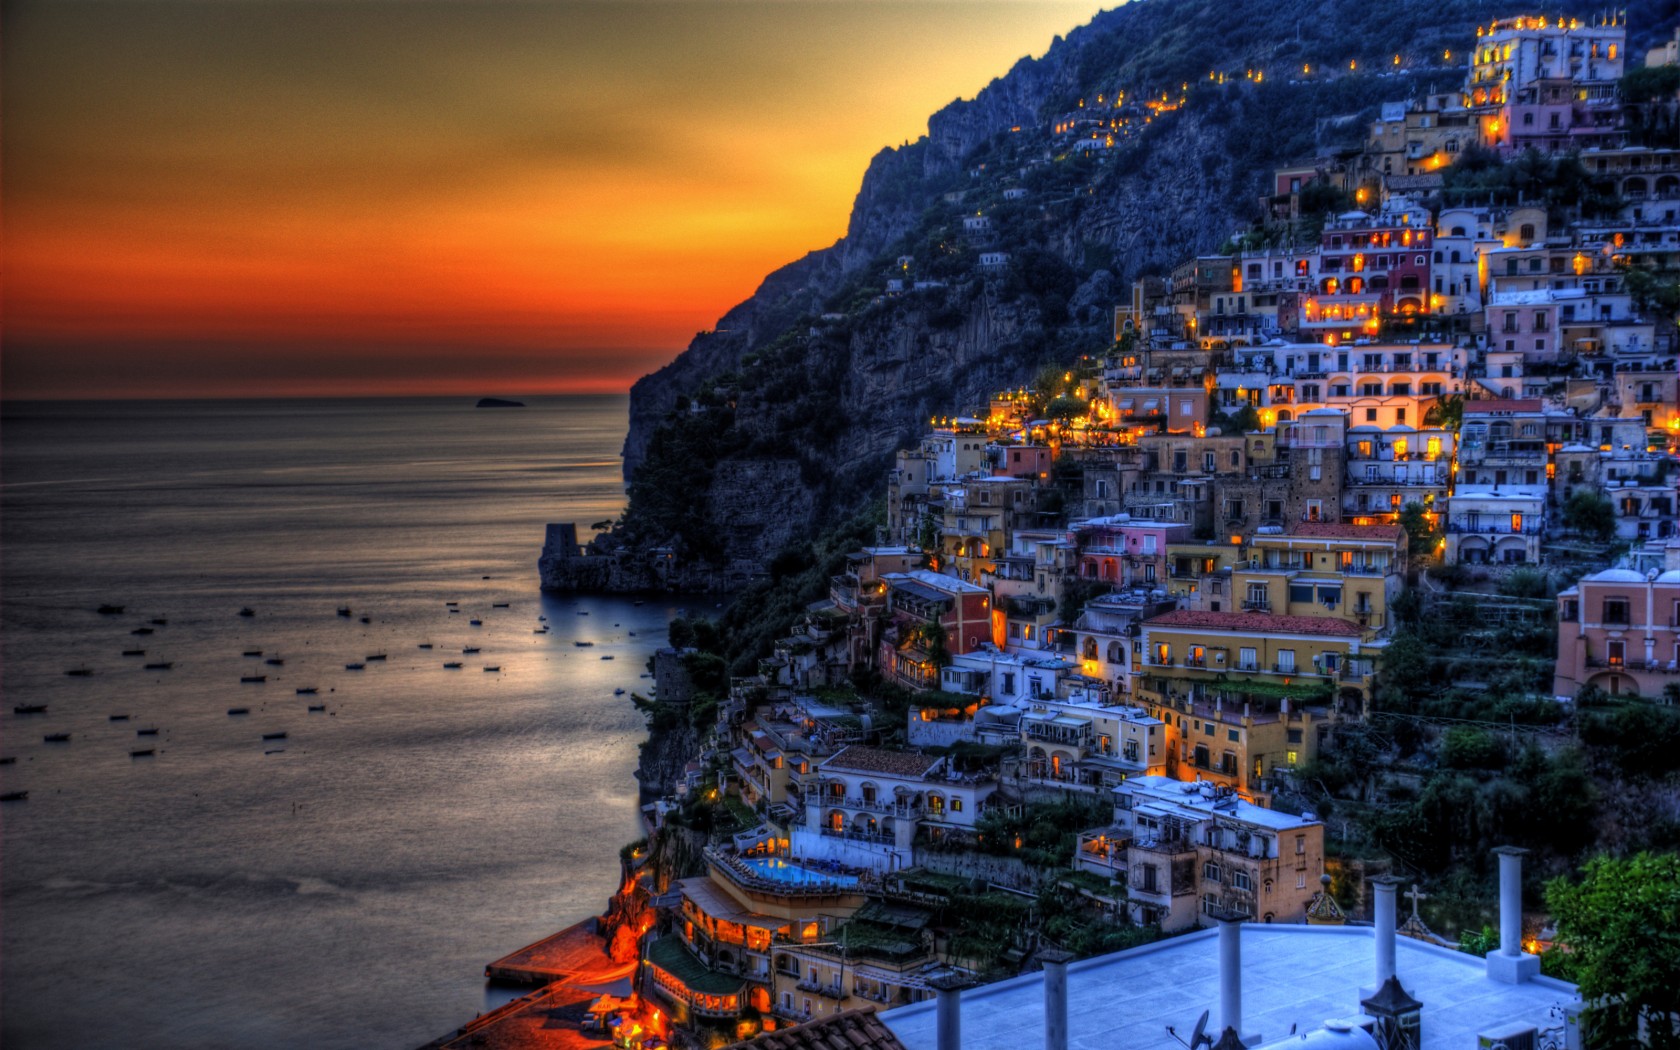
[639, 673, 651, 679]
[359, 616, 371, 624]
[576, 611, 589, 616]
[308, 704, 326, 712]
[418, 643, 433, 650]
[137, 728, 159, 737]
[266, 658, 284, 666]
[628, 631, 637, 637]
[14, 705, 47, 715]
[337, 606, 352, 617]
[448, 608, 460, 614]
[601, 655, 614, 661]
[97, 604, 125, 615]
[538, 616, 547, 622]
[574, 641, 594, 648]
[297, 687, 318, 695]
[344, 663, 365, 671]
[150, 618, 168, 626]
[238, 607, 255, 618]
[65, 669, 93, 677]
[0, 757, 14, 765]
[131, 748, 155, 758]
[365, 654, 386, 662]
[446, 601, 458, 607]
[243, 650, 263, 657]
[240, 675, 266, 684]
[109, 714, 129, 722]
[534, 629, 548, 634]
[44, 733, 70, 743]
[443, 661, 463, 669]
[132, 627, 154, 636]
[1, 791, 28, 802]
[262, 732, 288, 741]
[228, 708, 249, 716]
[462, 646, 480, 654]
[492, 603, 509, 608]
[482, 666, 500, 672]
[264, 749, 285, 755]
[144, 662, 173, 670]
[123, 649, 146, 656]
[614, 688, 626, 696]
[469, 619, 483, 626]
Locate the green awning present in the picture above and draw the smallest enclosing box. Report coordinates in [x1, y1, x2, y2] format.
[645, 937, 745, 995]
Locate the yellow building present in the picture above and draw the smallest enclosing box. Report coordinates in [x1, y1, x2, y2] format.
[1232, 523, 1408, 633]
[1136, 609, 1375, 798]
[768, 902, 941, 1026]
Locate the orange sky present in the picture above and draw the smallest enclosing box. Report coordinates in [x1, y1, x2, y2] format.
[2, 0, 1107, 399]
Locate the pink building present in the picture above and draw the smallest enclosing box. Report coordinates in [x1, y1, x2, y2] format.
[1553, 542, 1680, 700]
[1072, 516, 1191, 587]
[878, 570, 993, 690]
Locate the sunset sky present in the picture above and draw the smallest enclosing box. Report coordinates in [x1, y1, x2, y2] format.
[2, 0, 1107, 399]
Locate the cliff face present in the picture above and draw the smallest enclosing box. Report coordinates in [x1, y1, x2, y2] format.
[605, 0, 1653, 581]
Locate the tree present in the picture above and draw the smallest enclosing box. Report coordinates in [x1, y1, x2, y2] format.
[1424, 395, 1464, 431]
[1545, 853, 1680, 1050]
[1398, 501, 1439, 557]
[1562, 490, 1617, 543]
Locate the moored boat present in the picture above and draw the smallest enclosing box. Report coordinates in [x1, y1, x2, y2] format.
[14, 705, 47, 715]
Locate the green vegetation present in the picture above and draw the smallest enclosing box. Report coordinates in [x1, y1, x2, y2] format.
[1561, 489, 1617, 542]
[1439, 146, 1622, 218]
[973, 795, 1113, 869]
[1546, 853, 1680, 1050]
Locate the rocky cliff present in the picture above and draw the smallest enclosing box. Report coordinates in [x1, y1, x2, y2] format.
[589, 0, 1664, 587]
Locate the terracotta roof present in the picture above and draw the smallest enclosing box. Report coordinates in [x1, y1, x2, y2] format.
[726, 1008, 907, 1050]
[822, 745, 941, 779]
[1144, 609, 1365, 637]
[1463, 398, 1543, 414]
[1287, 522, 1406, 544]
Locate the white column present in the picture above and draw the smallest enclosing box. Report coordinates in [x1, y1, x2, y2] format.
[932, 974, 969, 1050]
[1371, 875, 1403, 988]
[1218, 913, 1243, 1038]
[1497, 848, 1523, 956]
[1042, 949, 1073, 1050]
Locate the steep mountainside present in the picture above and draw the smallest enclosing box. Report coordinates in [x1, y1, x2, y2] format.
[572, 0, 1674, 587]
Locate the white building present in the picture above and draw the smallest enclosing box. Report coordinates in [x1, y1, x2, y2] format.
[792, 745, 996, 872]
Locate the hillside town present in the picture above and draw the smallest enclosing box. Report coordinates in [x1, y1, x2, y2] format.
[451, 14, 1680, 1050]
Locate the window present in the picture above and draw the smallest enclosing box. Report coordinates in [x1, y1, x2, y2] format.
[1204, 862, 1222, 882]
[1232, 871, 1253, 892]
[1295, 835, 1306, 855]
[1239, 646, 1257, 670]
[1276, 649, 1296, 673]
[950, 797, 963, 812]
[1601, 598, 1630, 625]
[1227, 728, 1240, 742]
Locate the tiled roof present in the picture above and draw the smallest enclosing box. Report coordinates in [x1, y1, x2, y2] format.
[726, 1008, 907, 1050]
[822, 745, 940, 779]
[1288, 521, 1406, 544]
[1463, 398, 1543, 414]
[1144, 609, 1364, 637]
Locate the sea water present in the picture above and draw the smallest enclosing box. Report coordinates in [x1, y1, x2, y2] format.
[0, 397, 670, 1049]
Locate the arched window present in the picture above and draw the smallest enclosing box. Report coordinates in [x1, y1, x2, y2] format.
[1082, 637, 1098, 660]
[1107, 641, 1124, 663]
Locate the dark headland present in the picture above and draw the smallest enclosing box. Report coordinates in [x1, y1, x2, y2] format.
[474, 397, 525, 409]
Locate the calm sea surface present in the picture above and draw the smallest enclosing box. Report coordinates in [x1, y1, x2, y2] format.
[0, 396, 675, 1049]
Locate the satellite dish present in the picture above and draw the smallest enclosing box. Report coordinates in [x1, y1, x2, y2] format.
[1191, 1010, 1212, 1050]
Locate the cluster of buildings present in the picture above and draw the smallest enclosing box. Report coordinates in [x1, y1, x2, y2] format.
[569, 14, 1675, 1050]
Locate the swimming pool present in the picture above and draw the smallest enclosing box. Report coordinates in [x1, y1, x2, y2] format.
[739, 857, 860, 887]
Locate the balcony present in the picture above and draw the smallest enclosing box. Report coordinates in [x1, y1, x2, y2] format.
[836, 796, 922, 817]
[1241, 599, 1272, 612]
[819, 826, 895, 846]
[1445, 522, 1544, 535]
[795, 981, 846, 1000]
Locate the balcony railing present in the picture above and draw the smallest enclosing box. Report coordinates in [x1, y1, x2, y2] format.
[838, 796, 921, 816]
[819, 826, 895, 846]
[1241, 599, 1272, 612]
